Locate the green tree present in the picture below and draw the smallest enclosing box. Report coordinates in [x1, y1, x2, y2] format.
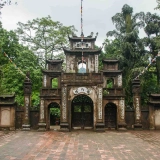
[0, 25, 42, 106]
[106, 4, 147, 104]
[16, 16, 77, 68]
[155, 0, 160, 10]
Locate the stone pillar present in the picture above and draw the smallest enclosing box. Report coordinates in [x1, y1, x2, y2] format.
[22, 73, 31, 130]
[38, 98, 46, 131]
[118, 97, 127, 131]
[60, 85, 69, 131]
[96, 86, 105, 132]
[149, 105, 155, 130]
[132, 79, 142, 129]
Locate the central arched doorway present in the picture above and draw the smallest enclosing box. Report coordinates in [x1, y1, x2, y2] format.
[105, 103, 117, 129]
[71, 95, 93, 129]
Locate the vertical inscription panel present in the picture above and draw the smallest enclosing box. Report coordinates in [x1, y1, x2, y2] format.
[43, 75, 47, 87]
[24, 96, 29, 120]
[40, 99, 45, 120]
[62, 87, 67, 121]
[119, 99, 125, 120]
[98, 87, 103, 120]
[95, 55, 99, 73]
[135, 97, 141, 122]
[118, 75, 122, 87]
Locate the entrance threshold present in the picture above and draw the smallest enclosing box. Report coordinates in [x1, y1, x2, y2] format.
[105, 127, 116, 130]
[73, 127, 93, 130]
[50, 125, 60, 130]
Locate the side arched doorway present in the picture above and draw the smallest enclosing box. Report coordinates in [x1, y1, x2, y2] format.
[48, 102, 60, 130]
[105, 103, 117, 129]
[71, 95, 93, 129]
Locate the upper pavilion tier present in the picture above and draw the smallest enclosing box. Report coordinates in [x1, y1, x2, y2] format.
[67, 33, 99, 50]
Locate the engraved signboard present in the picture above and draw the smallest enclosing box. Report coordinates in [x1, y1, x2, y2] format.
[73, 87, 92, 95]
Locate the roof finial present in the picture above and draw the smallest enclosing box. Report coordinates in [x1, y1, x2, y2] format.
[81, 0, 84, 69]
[81, 0, 83, 36]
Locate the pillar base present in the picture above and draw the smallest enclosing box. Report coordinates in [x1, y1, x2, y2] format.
[149, 127, 155, 130]
[38, 122, 46, 131]
[22, 124, 30, 131]
[134, 123, 142, 130]
[118, 122, 127, 131]
[95, 123, 105, 132]
[60, 122, 69, 132]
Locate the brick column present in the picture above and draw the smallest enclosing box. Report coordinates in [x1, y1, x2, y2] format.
[38, 98, 46, 131]
[132, 79, 142, 129]
[60, 84, 69, 131]
[22, 73, 31, 131]
[118, 97, 127, 131]
[96, 86, 105, 132]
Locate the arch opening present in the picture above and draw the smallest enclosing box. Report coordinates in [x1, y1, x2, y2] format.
[48, 102, 60, 130]
[71, 94, 93, 129]
[105, 103, 117, 129]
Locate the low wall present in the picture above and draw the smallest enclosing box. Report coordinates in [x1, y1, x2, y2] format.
[15, 107, 39, 129]
[125, 110, 149, 129]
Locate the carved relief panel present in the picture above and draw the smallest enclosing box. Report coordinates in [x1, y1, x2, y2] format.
[88, 56, 95, 73]
[66, 55, 76, 73]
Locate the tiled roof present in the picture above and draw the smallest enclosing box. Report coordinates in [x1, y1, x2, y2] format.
[63, 48, 101, 53]
[69, 36, 97, 41]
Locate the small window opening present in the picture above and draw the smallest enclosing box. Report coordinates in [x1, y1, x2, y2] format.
[52, 78, 58, 88]
[107, 78, 114, 88]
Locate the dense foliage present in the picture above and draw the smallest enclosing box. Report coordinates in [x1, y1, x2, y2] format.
[104, 4, 160, 106]
[0, 22, 42, 106]
[16, 16, 76, 68]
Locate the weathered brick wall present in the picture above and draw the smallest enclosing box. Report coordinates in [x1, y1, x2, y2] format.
[125, 111, 134, 129]
[125, 110, 149, 129]
[30, 111, 39, 129]
[141, 111, 149, 129]
[16, 107, 39, 129]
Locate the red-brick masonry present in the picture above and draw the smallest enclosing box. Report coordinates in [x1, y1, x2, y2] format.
[0, 130, 160, 160]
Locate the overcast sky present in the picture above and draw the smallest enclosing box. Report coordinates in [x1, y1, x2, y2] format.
[0, 0, 159, 46]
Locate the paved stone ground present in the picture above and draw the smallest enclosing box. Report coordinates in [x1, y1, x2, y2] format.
[0, 130, 160, 160]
